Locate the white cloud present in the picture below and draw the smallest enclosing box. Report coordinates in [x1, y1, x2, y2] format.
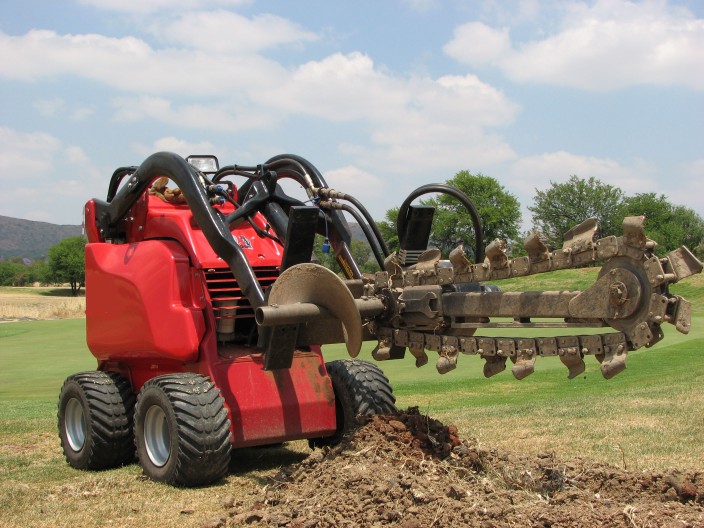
[323, 166, 384, 201]
[667, 159, 704, 215]
[0, 128, 103, 223]
[257, 52, 519, 171]
[257, 52, 407, 121]
[508, 150, 659, 197]
[132, 137, 218, 158]
[78, 0, 250, 15]
[0, 127, 61, 177]
[0, 30, 285, 97]
[0, 26, 520, 175]
[443, 22, 511, 66]
[154, 10, 318, 53]
[65, 145, 91, 165]
[111, 95, 276, 131]
[33, 98, 94, 121]
[34, 98, 66, 117]
[445, 0, 704, 91]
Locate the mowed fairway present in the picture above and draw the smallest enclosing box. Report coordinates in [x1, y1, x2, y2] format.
[0, 272, 702, 527]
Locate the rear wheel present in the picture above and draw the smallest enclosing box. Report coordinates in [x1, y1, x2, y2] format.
[57, 371, 135, 470]
[134, 373, 232, 487]
[312, 359, 396, 447]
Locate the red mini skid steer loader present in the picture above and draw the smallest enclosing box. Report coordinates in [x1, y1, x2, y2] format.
[58, 152, 702, 486]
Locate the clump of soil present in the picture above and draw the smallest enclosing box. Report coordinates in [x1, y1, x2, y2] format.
[223, 408, 703, 527]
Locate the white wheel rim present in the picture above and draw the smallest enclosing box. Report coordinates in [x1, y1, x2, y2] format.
[144, 405, 170, 467]
[65, 397, 86, 452]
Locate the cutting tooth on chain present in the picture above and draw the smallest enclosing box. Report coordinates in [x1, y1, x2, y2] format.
[597, 345, 628, 379]
[511, 339, 537, 380]
[523, 231, 549, 262]
[557, 336, 585, 379]
[436, 342, 458, 374]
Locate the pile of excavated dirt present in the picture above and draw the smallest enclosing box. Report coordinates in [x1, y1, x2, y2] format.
[221, 408, 702, 528]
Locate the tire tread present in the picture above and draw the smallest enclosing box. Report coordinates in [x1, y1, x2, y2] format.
[315, 359, 396, 446]
[58, 370, 135, 470]
[135, 373, 231, 487]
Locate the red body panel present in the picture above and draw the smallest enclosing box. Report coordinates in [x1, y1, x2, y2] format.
[84, 191, 337, 447]
[86, 240, 205, 363]
[143, 195, 282, 268]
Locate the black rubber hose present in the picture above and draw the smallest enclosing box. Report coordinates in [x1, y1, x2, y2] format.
[264, 154, 362, 279]
[266, 158, 312, 188]
[264, 154, 390, 261]
[335, 203, 385, 269]
[337, 192, 390, 258]
[265, 153, 327, 187]
[397, 183, 484, 262]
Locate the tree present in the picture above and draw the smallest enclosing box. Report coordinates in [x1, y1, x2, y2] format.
[529, 176, 626, 249]
[376, 207, 400, 255]
[47, 236, 86, 296]
[0, 259, 27, 286]
[427, 171, 521, 258]
[0, 257, 49, 286]
[312, 236, 375, 275]
[348, 238, 378, 274]
[621, 193, 704, 256]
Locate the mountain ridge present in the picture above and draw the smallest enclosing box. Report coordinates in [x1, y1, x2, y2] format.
[0, 215, 83, 260]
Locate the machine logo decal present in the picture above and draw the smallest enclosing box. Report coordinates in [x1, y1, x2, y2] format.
[238, 235, 253, 250]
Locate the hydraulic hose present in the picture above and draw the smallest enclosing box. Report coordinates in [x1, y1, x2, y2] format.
[334, 192, 390, 258]
[320, 201, 386, 269]
[397, 183, 484, 262]
[265, 154, 362, 279]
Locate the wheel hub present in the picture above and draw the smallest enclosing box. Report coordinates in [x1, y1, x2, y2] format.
[143, 405, 170, 467]
[64, 397, 86, 452]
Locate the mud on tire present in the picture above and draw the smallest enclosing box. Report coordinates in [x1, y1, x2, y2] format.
[58, 370, 135, 470]
[133, 373, 232, 487]
[313, 359, 396, 447]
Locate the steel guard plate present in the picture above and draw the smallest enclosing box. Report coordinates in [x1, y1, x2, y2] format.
[212, 351, 337, 447]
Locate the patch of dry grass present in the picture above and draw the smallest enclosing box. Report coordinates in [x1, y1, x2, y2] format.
[1, 411, 310, 528]
[436, 388, 704, 472]
[0, 289, 85, 321]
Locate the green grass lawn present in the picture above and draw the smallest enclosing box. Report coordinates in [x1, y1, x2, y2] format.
[0, 319, 95, 401]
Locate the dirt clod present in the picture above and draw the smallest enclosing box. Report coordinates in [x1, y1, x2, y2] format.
[221, 407, 703, 527]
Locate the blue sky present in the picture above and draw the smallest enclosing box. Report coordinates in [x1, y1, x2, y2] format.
[1, 0, 702, 231]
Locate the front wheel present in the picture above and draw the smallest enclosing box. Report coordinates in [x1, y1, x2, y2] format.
[312, 359, 396, 447]
[57, 371, 135, 470]
[133, 373, 232, 487]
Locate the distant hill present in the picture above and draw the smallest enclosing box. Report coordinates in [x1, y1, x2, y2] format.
[0, 216, 83, 260]
[0, 214, 369, 261]
[347, 222, 366, 241]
